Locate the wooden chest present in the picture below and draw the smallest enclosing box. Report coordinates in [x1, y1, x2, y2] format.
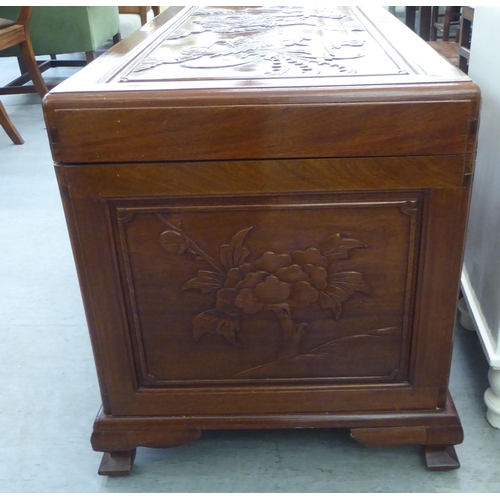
[43, 6, 480, 475]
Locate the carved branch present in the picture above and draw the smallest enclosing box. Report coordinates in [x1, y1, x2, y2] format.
[275, 308, 309, 360]
[157, 214, 224, 274]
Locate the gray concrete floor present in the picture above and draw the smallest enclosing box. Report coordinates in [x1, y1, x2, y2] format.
[1, 54, 500, 493]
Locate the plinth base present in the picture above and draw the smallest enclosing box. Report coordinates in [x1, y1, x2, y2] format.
[92, 392, 463, 475]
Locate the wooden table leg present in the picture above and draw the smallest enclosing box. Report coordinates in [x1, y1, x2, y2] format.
[0, 101, 24, 145]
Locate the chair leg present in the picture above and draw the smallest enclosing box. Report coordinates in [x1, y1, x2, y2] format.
[0, 101, 24, 145]
[86, 51, 96, 64]
[18, 38, 48, 99]
[17, 56, 28, 76]
[112, 33, 121, 45]
[139, 6, 148, 26]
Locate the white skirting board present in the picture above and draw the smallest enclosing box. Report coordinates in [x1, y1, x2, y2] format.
[461, 267, 500, 429]
[461, 267, 500, 369]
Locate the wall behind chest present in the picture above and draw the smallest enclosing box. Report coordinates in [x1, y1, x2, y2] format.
[463, 6, 500, 370]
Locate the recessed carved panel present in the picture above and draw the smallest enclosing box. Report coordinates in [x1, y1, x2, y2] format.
[112, 193, 422, 387]
[121, 6, 407, 83]
[159, 219, 369, 358]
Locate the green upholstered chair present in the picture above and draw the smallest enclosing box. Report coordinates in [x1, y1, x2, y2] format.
[0, 6, 121, 95]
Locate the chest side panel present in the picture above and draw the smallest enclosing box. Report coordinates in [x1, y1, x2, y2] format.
[112, 192, 421, 387]
[56, 155, 470, 416]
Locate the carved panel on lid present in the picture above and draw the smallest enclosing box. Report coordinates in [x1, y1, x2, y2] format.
[110, 192, 422, 388]
[120, 6, 408, 83]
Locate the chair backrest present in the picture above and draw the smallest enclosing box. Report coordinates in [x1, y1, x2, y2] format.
[15, 6, 32, 26]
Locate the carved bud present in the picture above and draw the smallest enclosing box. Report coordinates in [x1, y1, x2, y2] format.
[159, 230, 190, 255]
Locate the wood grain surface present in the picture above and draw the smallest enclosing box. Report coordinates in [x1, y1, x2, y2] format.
[45, 6, 480, 474]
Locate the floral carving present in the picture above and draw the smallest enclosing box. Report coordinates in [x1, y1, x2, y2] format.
[131, 7, 368, 78]
[158, 216, 369, 360]
[124, 6, 407, 84]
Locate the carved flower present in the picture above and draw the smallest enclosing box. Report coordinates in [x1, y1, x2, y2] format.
[291, 248, 328, 290]
[215, 288, 240, 317]
[291, 248, 329, 267]
[304, 264, 328, 291]
[235, 276, 291, 314]
[274, 264, 309, 283]
[287, 281, 319, 308]
[235, 271, 267, 289]
[255, 252, 292, 273]
[160, 220, 370, 347]
[234, 288, 265, 314]
[223, 263, 255, 288]
[253, 276, 291, 304]
[218, 247, 331, 314]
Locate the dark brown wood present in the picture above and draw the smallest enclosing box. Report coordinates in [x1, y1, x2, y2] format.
[459, 7, 474, 74]
[431, 7, 461, 43]
[424, 445, 460, 471]
[48, 99, 474, 163]
[60, 157, 470, 199]
[405, 7, 416, 31]
[85, 51, 96, 64]
[430, 7, 439, 41]
[43, 6, 480, 474]
[0, 100, 24, 144]
[92, 391, 463, 431]
[92, 427, 201, 452]
[98, 450, 136, 477]
[419, 6, 432, 41]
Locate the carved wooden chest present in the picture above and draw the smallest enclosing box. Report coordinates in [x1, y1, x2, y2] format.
[43, 6, 480, 475]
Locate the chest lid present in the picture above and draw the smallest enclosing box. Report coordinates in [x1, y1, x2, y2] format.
[43, 6, 479, 163]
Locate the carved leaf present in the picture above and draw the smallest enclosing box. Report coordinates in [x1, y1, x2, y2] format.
[192, 309, 220, 341]
[320, 233, 366, 261]
[318, 292, 342, 319]
[192, 310, 240, 345]
[219, 227, 252, 270]
[159, 230, 190, 255]
[182, 270, 224, 294]
[319, 271, 369, 319]
[216, 316, 240, 346]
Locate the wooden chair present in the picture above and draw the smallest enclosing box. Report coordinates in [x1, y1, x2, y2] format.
[405, 6, 460, 42]
[458, 7, 474, 74]
[427, 7, 473, 73]
[0, 6, 48, 144]
[0, 7, 121, 96]
[430, 6, 461, 42]
[0, 100, 24, 144]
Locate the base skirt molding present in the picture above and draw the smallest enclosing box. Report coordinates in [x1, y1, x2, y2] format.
[92, 393, 463, 475]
